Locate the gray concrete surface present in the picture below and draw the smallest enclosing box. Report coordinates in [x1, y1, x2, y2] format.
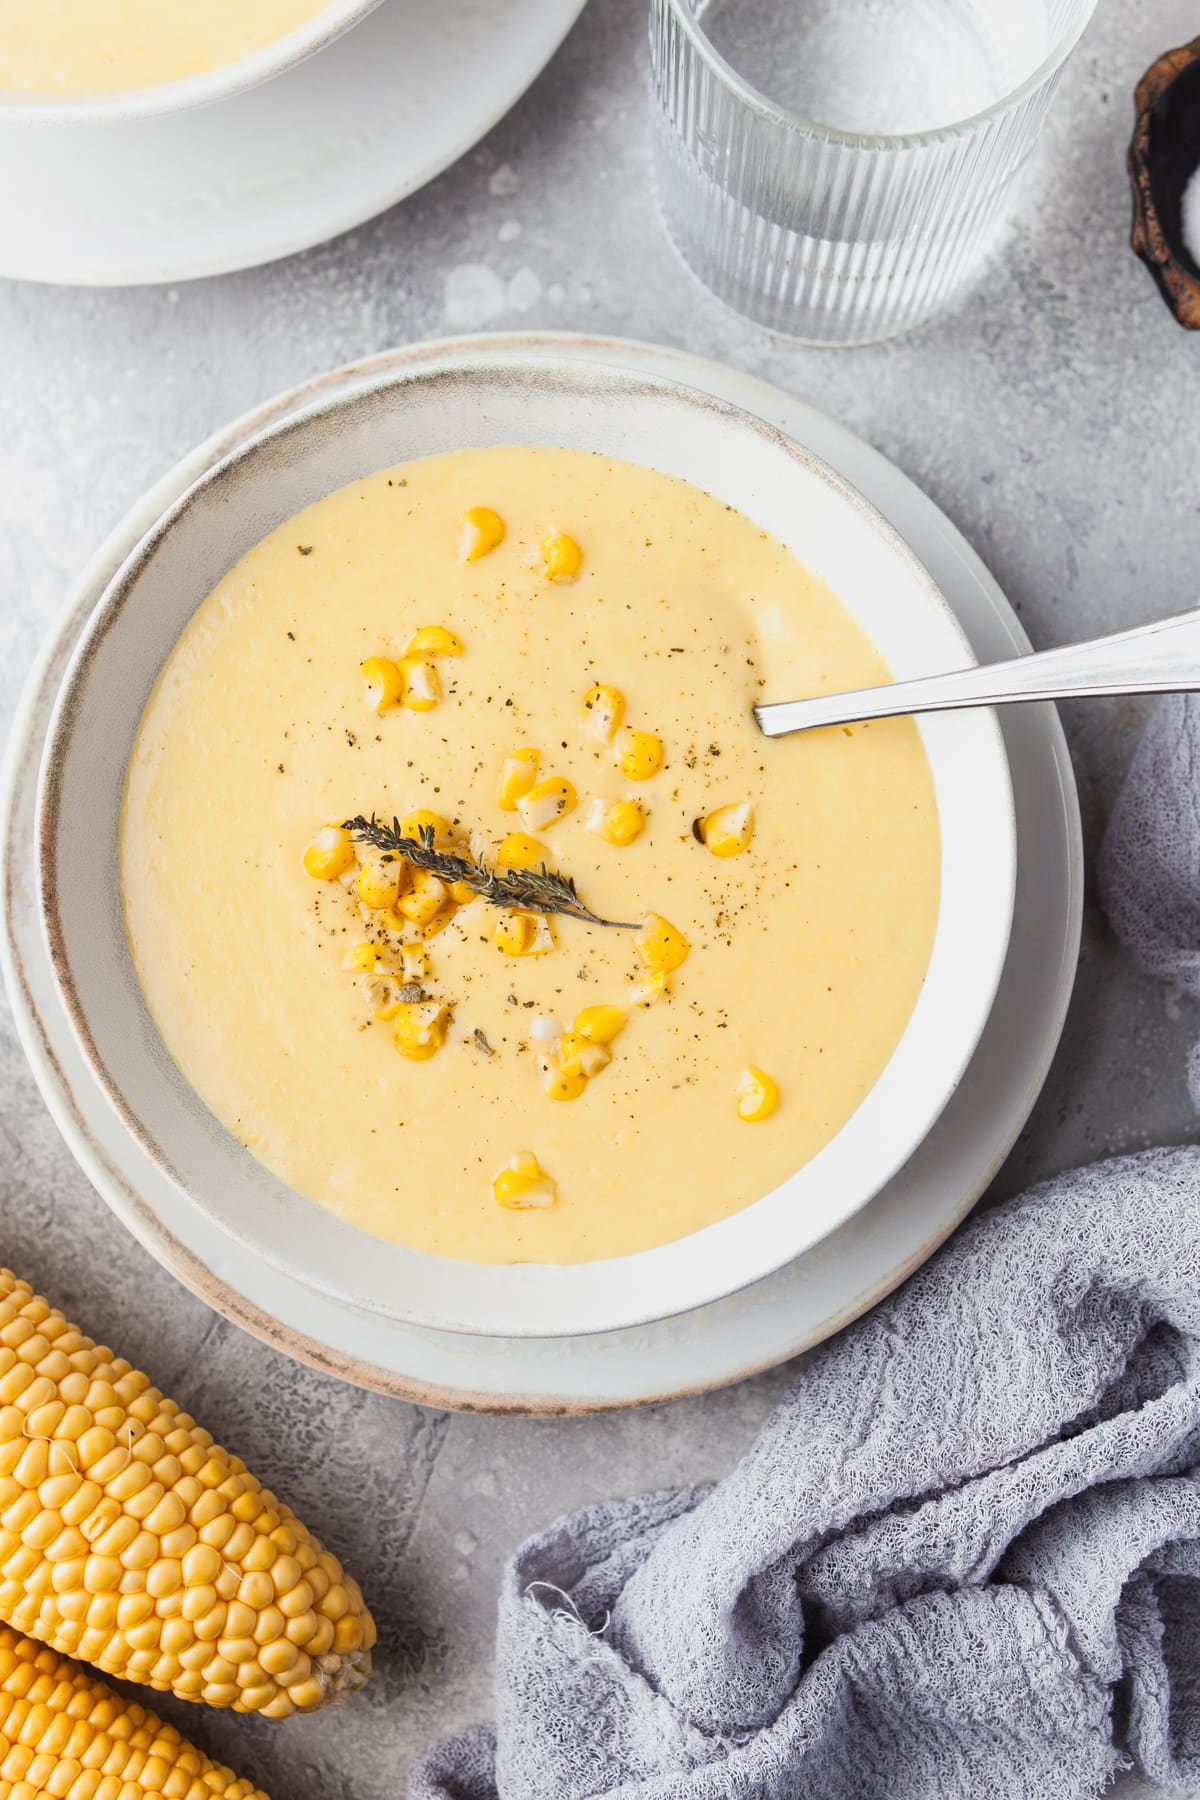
[0, 0, 1195, 1792]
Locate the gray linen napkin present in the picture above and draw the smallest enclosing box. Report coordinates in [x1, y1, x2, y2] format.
[411, 694, 1200, 1800]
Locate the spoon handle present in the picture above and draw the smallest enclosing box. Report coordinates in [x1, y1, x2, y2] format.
[754, 605, 1200, 737]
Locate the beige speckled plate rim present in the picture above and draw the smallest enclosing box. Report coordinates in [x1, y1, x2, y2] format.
[0, 332, 1083, 1412]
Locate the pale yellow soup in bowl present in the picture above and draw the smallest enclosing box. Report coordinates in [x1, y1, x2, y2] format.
[0, 0, 332, 94]
[120, 445, 940, 1267]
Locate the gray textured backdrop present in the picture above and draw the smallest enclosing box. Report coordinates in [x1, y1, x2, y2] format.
[0, 0, 1195, 1793]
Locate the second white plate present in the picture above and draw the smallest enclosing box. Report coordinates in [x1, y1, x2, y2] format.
[0, 0, 587, 286]
[1, 334, 1083, 1410]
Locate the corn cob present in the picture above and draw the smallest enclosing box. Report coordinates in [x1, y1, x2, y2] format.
[0, 1271, 374, 1720]
[0, 1621, 266, 1798]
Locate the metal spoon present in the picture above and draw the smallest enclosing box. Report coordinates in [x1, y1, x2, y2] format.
[754, 606, 1200, 737]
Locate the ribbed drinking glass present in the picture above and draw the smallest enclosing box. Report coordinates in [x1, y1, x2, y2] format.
[649, 0, 1097, 344]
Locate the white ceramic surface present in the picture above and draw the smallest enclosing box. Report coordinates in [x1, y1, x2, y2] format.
[2, 334, 1080, 1409]
[0, 0, 587, 285]
[0, 0, 381, 125]
[33, 343, 1013, 1341]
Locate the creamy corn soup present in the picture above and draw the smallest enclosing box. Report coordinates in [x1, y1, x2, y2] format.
[121, 447, 941, 1265]
[0, 0, 330, 94]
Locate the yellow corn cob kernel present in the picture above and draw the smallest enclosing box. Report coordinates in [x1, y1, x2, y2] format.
[343, 943, 379, 972]
[699, 801, 755, 858]
[398, 868, 448, 926]
[401, 941, 431, 982]
[492, 1153, 556, 1210]
[615, 726, 664, 782]
[360, 655, 404, 714]
[636, 913, 690, 975]
[629, 970, 667, 1008]
[516, 777, 577, 833]
[355, 852, 405, 911]
[540, 531, 582, 583]
[573, 1004, 626, 1045]
[584, 797, 646, 847]
[399, 658, 441, 713]
[558, 1032, 612, 1079]
[580, 683, 625, 745]
[399, 808, 449, 844]
[302, 826, 354, 882]
[0, 1624, 268, 1798]
[0, 1270, 374, 1719]
[460, 505, 505, 562]
[542, 1062, 588, 1102]
[495, 832, 547, 872]
[393, 1000, 450, 1061]
[405, 625, 464, 659]
[378, 906, 410, 937]
[449, 879, 477, 905]
[497, 747, 540, 812]
[736, 1066, 779, 1123]
[495, 914, 533, 956]
[421, 903, 459, 940]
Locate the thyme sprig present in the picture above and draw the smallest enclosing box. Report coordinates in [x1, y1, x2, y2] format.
[343, 815, 639, 930]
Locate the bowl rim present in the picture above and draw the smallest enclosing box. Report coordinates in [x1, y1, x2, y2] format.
[35, 344, 1017, 1338]
[0, 0, 381, 126]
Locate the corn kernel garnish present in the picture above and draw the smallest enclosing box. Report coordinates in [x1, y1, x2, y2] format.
[541, 531, 583, 583]
[636, 912, 690, 974]
[495, 913, 535, 956]
[398, 867, 448, 926]
[406, 624, 464, 658]
[615, 726, 664, 781]
[399, 808, 449, 843]
[542, 1062, 588, 1102]
[699, 801, 755, 858]
[399, 657, 441, 712]
[495, 831, 548, 871]
[516, 776, 577, 832]
[460, 505, 505, 562]
[343, 942, 379, 972]
[303, 824, 355, 881]
[360, 655, 404, 713]
[736, 1066, 779, 1122]
[355, 852, 404, 911]
[580, 683, 625, 744]
[449, 879, 477, 905]
[584, 796, 646, 846]
[629, 970, 667, 1008]
[574, 1004, 626, 1045]
[393, 1000, 451, 1061]
[558, 1031, 612, 1079]
[498, 747, 540, 812]
[493, 1151, 556, 1209]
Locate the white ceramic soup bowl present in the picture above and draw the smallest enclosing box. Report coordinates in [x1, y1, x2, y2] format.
[0, 0, 381, 126]
[36, 344, 1016, 1339]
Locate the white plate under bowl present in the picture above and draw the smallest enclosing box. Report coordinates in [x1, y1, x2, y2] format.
[34, 346, 1014, 1341]
[0, 0, 587, 285]
[2, 335, 1079, 1408]
[0, 0, 382, 126]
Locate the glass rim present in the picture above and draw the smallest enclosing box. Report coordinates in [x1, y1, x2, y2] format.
[660, 0, 1099, 149]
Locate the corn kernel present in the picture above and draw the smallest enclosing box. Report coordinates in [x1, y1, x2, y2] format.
[736, 1066, 779, 1123]
[558, 1032, 611, 1079]
[355, 853, 404, 911]
[493, 1152, 556, 1209]
[399, 808, 449, 844]
[541, 531, 582, 583]
[584, 797, 645, 847]
[517, 776, 577, 832]
[302, 826, 354, 882]
[636, 913, 690, 975]
[573, 1004, 626, 1045]
[580, 683, 625, 744]
[497, 747, 540, 812]
[398, 868, 447, 926]
[405, 625, 464, 658]
[495, 832, 547, 872]
[496, 914, 553, 957]
[616, 726, 664, 782]
[393, 1000, 450, 1061]
[460, 505, 505, 562]
[699, 801, 755, 859]
[542, 1063, 588, 1102]
[359, 655, 404, 713]
[449, 879, 476, 905]
[399, 658, 441, 712]
[342, 943, 379, 973]
[630, 971, 667, 1008]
